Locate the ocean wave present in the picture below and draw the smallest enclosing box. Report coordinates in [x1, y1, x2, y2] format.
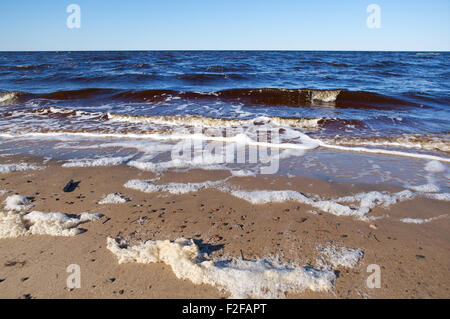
[1, 104, 448, 158]
[322, 135, 450, 153]
[107, 113, 322, 129]
[215, 88, 343, 105]
[113, 89, 183, 102]
[335, 90, 419, 109]
[10, 104, 372, 133]
[7, 105, 323, 129]
[25, 106, 107, 121]
[0, 91, 30, 105]
[0, 87, 426, 109]
[41, 88, 117, 100]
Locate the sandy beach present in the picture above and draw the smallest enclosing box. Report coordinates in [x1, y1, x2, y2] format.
[0, 154, 448, 299]
[1, 0, 450, 305]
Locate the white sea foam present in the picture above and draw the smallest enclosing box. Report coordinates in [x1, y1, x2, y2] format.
[128, 157, 223, 173]
[0, 211, 29, 238]
[0, 129, 320, 152]
[323, 136, 450, 153]
[0, 163, 43, 173]
[424, 160, 446, 173]
[124, 179, 226, 195]
[98, 193, 129, 204]
[0, 92, 19, 105]
[400, 214, 448, 224]
[62, 156, 132, 167]
[226, 188, 414, 218]
[126, 138, 232, 173]
[317, 244, 364, 269]
[227, 189, 309, 205]
[107, 237, 335, 299]
[0, 210, 102, 238]
[108, 114, 321, 129]
[318, 142, 450, 163]
[277, 148, 306, 159]
[310, 89, 342, 103]
[335, 190, 415, 215]
[408, 183, 440, 193]
[230, 170, 257, 177]
[96, 141, 174, 156]
[422, 192, 450, 201]
[124, 177, 450, 220]
[1, 131, 449, 163]
[4, 195, 33, 211]
[407, 160, 447, 193]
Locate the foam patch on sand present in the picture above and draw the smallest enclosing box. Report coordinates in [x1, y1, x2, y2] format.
[408, 183, 440, 193]
[400, 214, 448, 224]
[0, 163, 44, 173]
[223, 186, 427, 219]
[0, 211, 102, 238]
[334, 190, 415, 216]
[227, 189, 310, 205]
[0, 211, 30, 238]
[4, 195, 34, 211]
[127, 160, 180, 173]
[423, 192, 450, 201]
[107, 237, 335, 299]
[124, 179, 227, 195]
[62, 156, 132, 167]
[230, 170, 257, 177]
[124, 179, 448, 220]
[317, 244, 364, 269]
[98, 193, 130, 204]
[225, 188, 415, 218]
[232, 187, 449, 220]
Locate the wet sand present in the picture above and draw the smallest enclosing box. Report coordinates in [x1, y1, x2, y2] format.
[0, 155, 449, 299]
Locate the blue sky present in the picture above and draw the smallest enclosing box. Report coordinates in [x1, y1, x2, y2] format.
[0, 0, 449, 51]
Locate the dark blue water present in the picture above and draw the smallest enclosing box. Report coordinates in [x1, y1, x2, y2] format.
[1, 51, 449, 94]
[0, 51, 449, 151]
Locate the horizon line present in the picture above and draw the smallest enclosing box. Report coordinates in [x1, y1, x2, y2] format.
[0, 49, 448, 53]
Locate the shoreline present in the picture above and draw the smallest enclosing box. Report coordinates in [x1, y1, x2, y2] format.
[0, 154, 448, 298]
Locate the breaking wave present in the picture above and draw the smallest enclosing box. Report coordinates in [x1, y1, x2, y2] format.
[0, 88, 425, 109]
[0, 104, 449, 161]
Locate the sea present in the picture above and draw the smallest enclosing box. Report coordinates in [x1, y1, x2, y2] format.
[0, 51, 448, 190]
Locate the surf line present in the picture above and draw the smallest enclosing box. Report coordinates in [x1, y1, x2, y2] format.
[0, 131, 449, 163]
[317, 141, 450, 163]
